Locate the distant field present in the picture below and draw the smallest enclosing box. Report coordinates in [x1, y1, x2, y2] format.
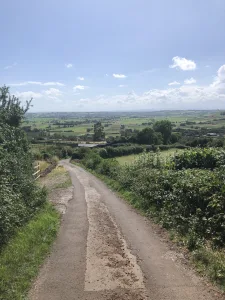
[159, 148, 184, 158]
[116, 154, 139, 165]
[24, 110, 225, 139]
[116, 148, 184, 165]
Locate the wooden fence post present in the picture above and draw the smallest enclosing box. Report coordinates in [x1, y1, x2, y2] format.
[33, 162, 41, 180]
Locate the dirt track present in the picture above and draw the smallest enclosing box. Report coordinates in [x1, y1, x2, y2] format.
[29, 161, 222, 300]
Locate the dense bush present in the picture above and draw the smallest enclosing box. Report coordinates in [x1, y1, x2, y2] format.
[121, 165, 225, 246]
[96, 159, 119, 178]
[82, 151, 102, 170]
[31, 145, 74, 161]
[71, 147, 91, 160]
[81, 148, 225, 248]
[60, 146, 74, 158]
[173, 148, 225, 170]
[0, 87, 47, 246]
[186, 137, 212, 148]
[80, 150, 120, 179]
[185, 137, 225, 149]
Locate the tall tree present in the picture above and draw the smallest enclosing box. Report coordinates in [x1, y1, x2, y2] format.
[0, 85, 31, 127]
[153, 120, 172, 144]
[93, 122, 105, 141]
[137, 127, 158, 144]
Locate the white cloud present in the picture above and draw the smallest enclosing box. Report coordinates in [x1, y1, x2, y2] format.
[70, 64, 225, 110]
[44, 88, 63, 99]
[15, 91, 42, 99]
[94, 85, 222, 109]
[105, 74, 109, 77]
[118, 85, 127, 88]
[23, 64, 225, 111]
[211, 64, 225, 93]
[113, 73, 127, 78]
[184, 78, 196, 85]
[77, 77, 84, 81]
[10, 81, 65, 87]
[170, 56, 196, 71]
[11, 81, 42, 86]
[43, 82, 64, 86]
[65, 63, 73, 68]
[168, 81, 180, 86]
[4, 62, 17, 70]
[73, 85, 89, 91]
[15, 88, 63, 101]
[205, 65, 210, 68]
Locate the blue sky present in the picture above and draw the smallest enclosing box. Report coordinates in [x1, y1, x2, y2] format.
[1, 0, 225, 111]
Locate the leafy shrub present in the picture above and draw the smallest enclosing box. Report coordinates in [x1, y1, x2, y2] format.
[0, 87, 47, 246]
[186, 137, 211, 148]
[61, 146, 73, 158]
[98, 148, 108, 158]
[119, 163, 225, 246]
[173, 148, 225, 170]
[158, 144, 171, 151]
[31, 149, 42, 160]
[83, 151, 102, 170]
[71, 147, 91, 160]
[96, 159, 120, 178]
[81, 149, 225, 247]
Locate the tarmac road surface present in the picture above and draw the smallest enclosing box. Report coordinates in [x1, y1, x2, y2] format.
[29, 161, 220, 300]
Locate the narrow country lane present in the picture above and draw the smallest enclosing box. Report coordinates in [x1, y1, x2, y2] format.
[29, 161, 220, 300]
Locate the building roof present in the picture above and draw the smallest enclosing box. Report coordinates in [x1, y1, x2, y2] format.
[78, 143, 99, 148]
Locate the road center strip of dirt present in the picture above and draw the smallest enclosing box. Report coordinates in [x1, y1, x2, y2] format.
[73, 167, 147, 297]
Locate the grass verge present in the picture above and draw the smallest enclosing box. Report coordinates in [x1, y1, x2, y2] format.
[39, 165, 72, 191]
[0, 203, 60, 300]
[192, 248, 225, 290]
[38, 160, 50, 172]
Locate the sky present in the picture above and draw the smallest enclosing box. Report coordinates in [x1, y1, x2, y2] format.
[0, 0, 225, 112]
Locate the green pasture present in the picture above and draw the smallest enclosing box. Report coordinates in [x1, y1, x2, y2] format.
[116, 148, 184, 165]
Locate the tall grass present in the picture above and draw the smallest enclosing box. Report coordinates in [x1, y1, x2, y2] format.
[0, 203, 60, 300]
